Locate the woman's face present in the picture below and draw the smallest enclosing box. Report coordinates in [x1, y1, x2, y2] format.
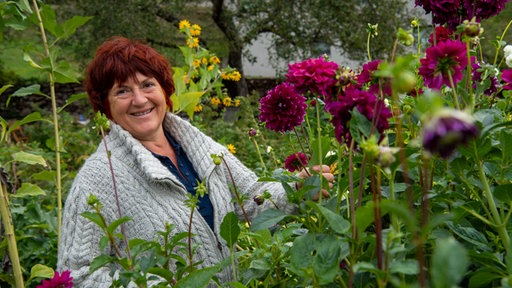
[107, 72, 168, 141]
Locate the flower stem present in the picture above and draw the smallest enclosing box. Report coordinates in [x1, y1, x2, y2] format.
[32, 0, 63, 242]
[447, 71, 461, 109]
[0, 180, 24, 288]
[474, 143, 510, 253]
[493, 18, 512, 66]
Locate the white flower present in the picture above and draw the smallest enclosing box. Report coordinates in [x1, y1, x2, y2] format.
[504, 45, 512, 58]
[506, 55, 512, 68]
[266, 146, 273, 153]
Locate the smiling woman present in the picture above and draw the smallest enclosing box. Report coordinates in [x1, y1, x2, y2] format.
[56, 36, 331, 287]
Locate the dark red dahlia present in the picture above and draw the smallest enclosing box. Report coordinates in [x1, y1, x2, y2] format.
[325, 85, 392, 145]
[284, 152, 309, 172]
[428, 26, 454, 46]
[259, 83, 308, 132]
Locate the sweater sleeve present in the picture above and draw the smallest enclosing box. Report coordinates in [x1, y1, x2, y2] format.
[57, 157, 119, 287]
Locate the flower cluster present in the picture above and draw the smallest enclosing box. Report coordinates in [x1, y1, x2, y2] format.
[284, 152, 309, 172]
[415, 0, 510, 30]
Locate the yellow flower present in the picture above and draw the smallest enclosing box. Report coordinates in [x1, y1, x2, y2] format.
[201, 57, 208, 65]
[209, 56, 220, 64]
[190, 24, 202, 36]
[227, 144, 236, 154]
[187, 37, 199, 48]
[182, 75, 190, 84]
[330, 162, 338, 175]
[223, 97, 232, 107]
[207, 65, 214, 71]
[192, 59, 201, 67]
[211, 97, 221, 106]
[222, 71, 241, 81]
[179, 20, 191, 29]
[234, 99, 241, 107]
[194, 104, 203, 112]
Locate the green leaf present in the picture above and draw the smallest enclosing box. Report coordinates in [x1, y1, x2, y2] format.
[89, 254, 114, 273]
[146, 267, 174, 282]
[307, 202, 350, 234]
[175, 266, 217, 288]
[7, 112, 45, 135]
[29, 264, 54, 281]
[81, 211, 105, 228]
[54, 60, 80, 84]
[0, 84, 13, 95]
[431, 237, 469, 288]
[494, 184, 512, 202]
[389, 259, 418, 275]
[349, 108, 373, 144]
[220, 212, 240, 248]
[250, 208, 288, 231]
[106, 216, 132, 234]
[11, 183, 46, 198]
[11, 151, 47, 167]
[59, 92, 88, 112]
[60, 16, 93, 39]
[310, 136, 331, 167]
[171, 91, 205, 119]
[39, 4, 59, 37]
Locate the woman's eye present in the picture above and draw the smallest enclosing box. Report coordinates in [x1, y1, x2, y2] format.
[143, 81, 156, 88]
[115, 88, 130, 96]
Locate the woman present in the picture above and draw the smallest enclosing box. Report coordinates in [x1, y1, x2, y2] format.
[57, 36, 332, 287]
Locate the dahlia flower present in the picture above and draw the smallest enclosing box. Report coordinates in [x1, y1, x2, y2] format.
[418, 39, 468, 90]
[325, 85, 392, 145]
[422, 109, 479, 158]
[285, 56, 339, 99]
[37, 270, 73, 288]
[284, 152, 309, 172]
[357, 59, 391, 97]
[259, 82, 308, 132]
[428, 26, 453, 46]
[501, 69, 512, 90]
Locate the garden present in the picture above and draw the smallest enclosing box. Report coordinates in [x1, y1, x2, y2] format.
[1, 0, 512, 287]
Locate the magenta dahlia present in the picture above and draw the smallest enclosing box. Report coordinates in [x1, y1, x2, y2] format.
[325, 85, 392, 145]
[501, 69, 512, 90]
[357, 59, 391, 97]
[285, 56, 339, 99]
[259, 82, 308, 132]
[37, 270, 73, 288]
[284, 152, 309, 172]
[464, 0, 510, 22]
[428, 26, 454, 46]
[418, 39, 468, 90]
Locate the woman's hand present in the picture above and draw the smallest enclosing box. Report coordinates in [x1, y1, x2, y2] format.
[297, 165, 334, 200]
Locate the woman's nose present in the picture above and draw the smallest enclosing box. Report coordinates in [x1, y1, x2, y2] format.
[131, 88, 147, 105]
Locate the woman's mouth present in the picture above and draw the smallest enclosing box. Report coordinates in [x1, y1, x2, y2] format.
[131, 108, 154, 117]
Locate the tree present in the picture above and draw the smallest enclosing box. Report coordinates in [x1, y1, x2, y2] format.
[50, 0, 417, 97]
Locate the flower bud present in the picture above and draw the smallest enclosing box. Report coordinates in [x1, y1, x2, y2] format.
[248, 128, 257, 137]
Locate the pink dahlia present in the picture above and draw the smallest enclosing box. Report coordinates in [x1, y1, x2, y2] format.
[285, 57, 339, 99]
[259, 82, 308, 132]
[501, 69, 512, 90]
[284, 152, 309, 172]
[37, 270, 73, 288]
[415, 0, 462, 29]
[418, 39, 468, 90]
[326, 85, 392, 145]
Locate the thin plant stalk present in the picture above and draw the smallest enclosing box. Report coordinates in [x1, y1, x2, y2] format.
[32, 0, 63, 241]
[0, 181, 24, 288]
[221, 157, 251, 226]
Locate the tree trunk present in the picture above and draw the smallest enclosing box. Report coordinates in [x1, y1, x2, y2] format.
[211, 0, 249, 97]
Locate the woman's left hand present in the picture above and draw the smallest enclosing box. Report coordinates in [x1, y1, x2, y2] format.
[297, 165, 334, 200]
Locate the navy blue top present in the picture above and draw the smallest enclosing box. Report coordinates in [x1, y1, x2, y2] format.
[152, 131, 215, 231]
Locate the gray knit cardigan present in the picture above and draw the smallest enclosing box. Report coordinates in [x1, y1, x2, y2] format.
[57, 113, 295, 287]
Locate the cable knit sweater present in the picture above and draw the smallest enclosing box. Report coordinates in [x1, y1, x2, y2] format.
[57, 113, 294, 287]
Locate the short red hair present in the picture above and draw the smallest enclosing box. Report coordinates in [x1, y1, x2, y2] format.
[84, 36, 174, 118]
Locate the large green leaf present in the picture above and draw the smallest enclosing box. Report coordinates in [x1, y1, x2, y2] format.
[29, 264, 54, 281]
[431, 237, 469, 288]
[220, 212, 240, 248]
[11, 183, 46, 198]
[11, 151, 47, 167]
[250, 208, 289, 232]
